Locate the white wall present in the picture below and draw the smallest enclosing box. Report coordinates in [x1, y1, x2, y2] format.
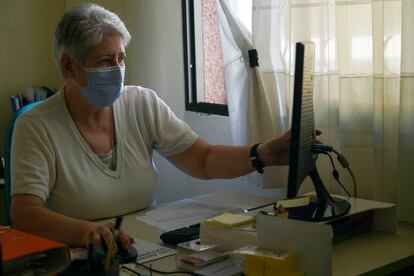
[0, 0, 285, 205]
[0, 0, 65, 154]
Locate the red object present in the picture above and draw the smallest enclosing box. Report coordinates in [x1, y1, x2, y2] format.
[0, 226, 68, 261]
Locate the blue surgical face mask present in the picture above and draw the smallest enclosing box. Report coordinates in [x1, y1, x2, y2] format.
[75, 65, 125, 108]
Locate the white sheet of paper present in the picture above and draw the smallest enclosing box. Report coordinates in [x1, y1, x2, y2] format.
[70, 247, 87, 260]
[70, 239, 175, 264]
[133, 238, 176, 263]
[136, 199, 244, 231]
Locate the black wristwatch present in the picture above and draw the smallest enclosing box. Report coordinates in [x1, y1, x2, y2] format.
[250, 143, 265, 174]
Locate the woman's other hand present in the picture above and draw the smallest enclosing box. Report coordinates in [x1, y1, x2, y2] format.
[82, 221, 134, 255]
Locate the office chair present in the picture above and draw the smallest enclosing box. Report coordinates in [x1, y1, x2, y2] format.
[4, 101, 43, 226]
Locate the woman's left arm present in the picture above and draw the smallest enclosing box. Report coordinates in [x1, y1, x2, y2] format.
[167, 130, 291, 179]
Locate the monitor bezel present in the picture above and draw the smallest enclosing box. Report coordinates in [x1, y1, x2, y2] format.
[284, 42, 351, 221]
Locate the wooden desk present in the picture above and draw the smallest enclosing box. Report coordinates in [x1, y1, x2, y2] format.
[333, 222, 414, 275]
[120, 192, 414, 275]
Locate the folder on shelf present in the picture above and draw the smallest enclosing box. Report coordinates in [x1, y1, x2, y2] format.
[9, 95, 21, 114]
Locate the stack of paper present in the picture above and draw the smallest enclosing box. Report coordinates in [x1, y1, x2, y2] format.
[136, 199, 244, 231]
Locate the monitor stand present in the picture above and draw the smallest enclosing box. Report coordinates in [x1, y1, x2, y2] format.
[286, 168, 351, 222]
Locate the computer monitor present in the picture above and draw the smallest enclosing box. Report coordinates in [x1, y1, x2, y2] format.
[286, 42, 350, 221]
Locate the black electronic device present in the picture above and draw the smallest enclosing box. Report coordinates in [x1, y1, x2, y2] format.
[116, 244, 138, 264]
[159, 223, 200, 246]
[101, 239, 138, 264]
[100, 217, 138, 264]
[113, 216, 138, 263]
[285, 42, 350, 221]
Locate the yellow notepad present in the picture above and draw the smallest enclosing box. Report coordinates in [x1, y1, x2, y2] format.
[275, 196, 310, 208]
[205, 213, 254, 227]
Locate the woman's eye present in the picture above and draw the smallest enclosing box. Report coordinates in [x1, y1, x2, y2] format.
[98, 59, 112, 65]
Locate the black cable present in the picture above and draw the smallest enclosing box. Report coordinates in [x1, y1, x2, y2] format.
[121, 265, 143, 275]
[315, 151, 351, 197]
[332, 149, 357, 197]
[313, 144, 358, 197]
[127, 263, 201, 275]
[345, 167, 357, 197]
[325, 152, 351, 198]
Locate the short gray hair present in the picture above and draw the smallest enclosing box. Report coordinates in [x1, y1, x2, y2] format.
[53, 3, 131, 78]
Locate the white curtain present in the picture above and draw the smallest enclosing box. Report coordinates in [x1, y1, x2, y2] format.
[219, 0, 290, 188]
[251, 0, 414, 221]
[221, 0, 414, 221]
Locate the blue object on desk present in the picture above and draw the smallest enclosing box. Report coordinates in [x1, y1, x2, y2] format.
[4, 101, 43, 226]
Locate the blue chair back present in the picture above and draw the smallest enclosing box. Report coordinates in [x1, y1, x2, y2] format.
[4, 101, 43, 225]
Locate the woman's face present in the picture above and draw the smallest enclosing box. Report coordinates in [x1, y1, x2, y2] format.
[72, 34, 126, 87]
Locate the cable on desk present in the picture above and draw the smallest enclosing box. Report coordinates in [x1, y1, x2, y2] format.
[121, 265, 143, 275]
[324, 152, 351, 198]
[345, 166, 357, 198]
[332, 148, 357, 197]
[312, 144, 357, 197]
[121, 265, 142, 276]
[122, 264, 201, 275]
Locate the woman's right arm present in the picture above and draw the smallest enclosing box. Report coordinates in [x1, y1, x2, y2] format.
[11, 194, 128, 251]
[10, 114, 132, 251]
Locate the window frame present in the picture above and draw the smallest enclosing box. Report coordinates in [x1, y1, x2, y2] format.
[182, 0, 229, 116]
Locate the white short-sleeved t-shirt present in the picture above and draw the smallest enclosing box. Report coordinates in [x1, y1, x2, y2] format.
[11, 86, 198, 220]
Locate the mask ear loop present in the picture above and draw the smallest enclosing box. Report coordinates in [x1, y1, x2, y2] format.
[74, 61, 88, 72]
[71, 61, 89, 89]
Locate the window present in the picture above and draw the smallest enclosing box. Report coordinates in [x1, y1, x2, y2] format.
[182, 0, 252, 116]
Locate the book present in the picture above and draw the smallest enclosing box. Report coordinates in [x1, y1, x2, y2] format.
[0, 226, 70, 275]
[9, 95, 21, 114]
[8, 86, 55, 113]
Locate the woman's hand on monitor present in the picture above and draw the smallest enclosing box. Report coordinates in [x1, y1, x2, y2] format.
[257, 130, 291, 166]
[315, 129, 323, 143]
[258, 129, 322, 167]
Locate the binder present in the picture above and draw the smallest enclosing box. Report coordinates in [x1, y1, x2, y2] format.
[8, 86, 55, 113]
[0, 226, 70, 275]
[8, 96, 21, 114]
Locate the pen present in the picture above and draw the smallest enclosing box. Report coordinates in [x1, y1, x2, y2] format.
[243, 201, 277, 212]
[104, 216, 124, 271]
[87, 234, 95, 272]
[114, 216, 124, 250]
[114, 216, 123, 237]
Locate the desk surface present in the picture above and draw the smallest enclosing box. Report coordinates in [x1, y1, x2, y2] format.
[333, 222, 414, 275]
[119, 192, 414, 276]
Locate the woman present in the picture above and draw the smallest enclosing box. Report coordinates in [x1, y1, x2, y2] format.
[10, 3, 291, 253]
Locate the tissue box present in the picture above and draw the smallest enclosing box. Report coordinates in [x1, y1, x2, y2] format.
[233, 245, 304, 276]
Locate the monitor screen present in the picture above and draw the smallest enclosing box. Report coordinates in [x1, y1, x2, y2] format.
[285, 42, 351, 221]
[287, 42, 317, 198]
